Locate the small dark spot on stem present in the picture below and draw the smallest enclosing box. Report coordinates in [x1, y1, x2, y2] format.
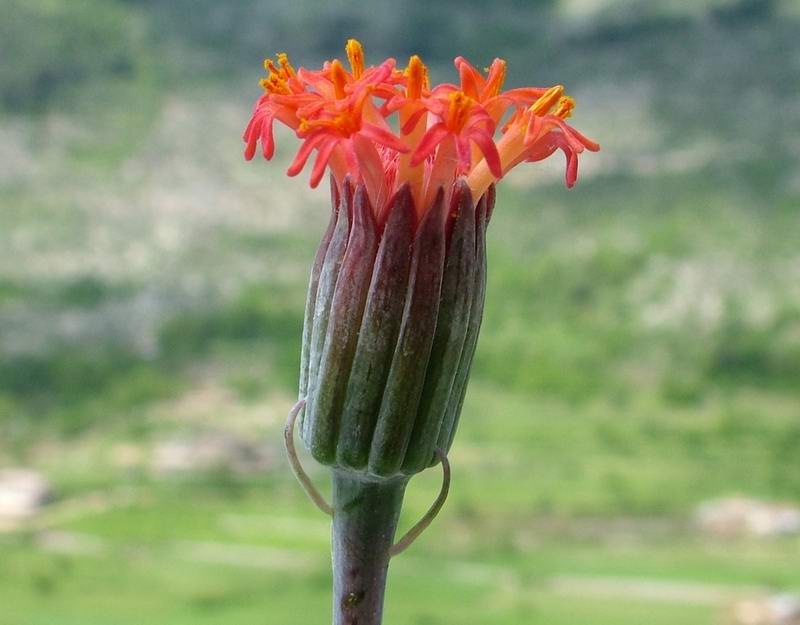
[342, 590, 365, 609]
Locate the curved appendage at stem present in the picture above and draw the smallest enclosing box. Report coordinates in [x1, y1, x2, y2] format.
[286, 399, 452, 551]
[284, 399, 333, 516]
[390, 449, 450, 557]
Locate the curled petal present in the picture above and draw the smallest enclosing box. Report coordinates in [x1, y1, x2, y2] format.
[564, 146, 579, 188]
[309, 138, 338, 188]
[525, 133, 579, 188]
[242, 98, 266, 142]
[463, 106, 495, 132]
[243, 118, 262, 160]
[500, 87, 550, 106]
[297, 67, 335, 98]
[243, 110, 274, 161]
[400, 105, 428, 134]
[411, 122, 450, 167]
[481, 58, 506, 99]
[259, 114, 277, 159]
[287, 132, 328, 178]
[296, 100, 328, 120]
[563, 124, 600, 152]
[454, 56, 483, 98]
[383, 94, 407, 115]
[544, 117, 600, 153]
[549, 134, 580, 188]
[468, 128, 502, 178]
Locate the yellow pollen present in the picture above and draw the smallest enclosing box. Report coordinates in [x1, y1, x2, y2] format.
[530, 85, 565, 116]
[260, 54, 295, 94]
[277, 52, 296, 78]
[345, 39, 365, 79]
[334, 112, 359, 134]
[554, 96, 575, 119]
[330, 59, 348, 99]
[446, 91, 475, 133]
[264, 60, 281, 80]
[302, 112, 359, 137]
[405, 55, 428, 100]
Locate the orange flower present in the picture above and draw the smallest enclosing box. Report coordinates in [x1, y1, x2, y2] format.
[288, 60, 408, 189]
[408, 91, 501, 177]
[452, 56, 546, 124]
[242, 53, 307, 160]
[467, 86, 600, 197]
[243, 39, 599, 215]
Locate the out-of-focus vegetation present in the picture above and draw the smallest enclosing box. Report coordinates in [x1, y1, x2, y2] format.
[1, 0, 798, 624]
[0, 0, 147, 112]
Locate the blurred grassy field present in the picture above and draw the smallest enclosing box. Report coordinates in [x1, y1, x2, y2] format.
[1, 0, 799, 624]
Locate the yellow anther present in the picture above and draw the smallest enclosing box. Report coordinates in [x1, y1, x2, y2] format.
[302, 112, 358, 137]
[277, 52, 296, 78]
[405, 55, 428, 100]
[330, 59, 349, 99]
[345, 39, 365, 79]
[260, 54, 295, 94]
[554, 96, 575, 119]
[530, 85, 565, 116]
[446, 91, 475, 133]
[260, 77, 288, 95]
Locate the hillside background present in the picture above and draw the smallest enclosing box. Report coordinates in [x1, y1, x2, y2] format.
[1, 1, 799, 624]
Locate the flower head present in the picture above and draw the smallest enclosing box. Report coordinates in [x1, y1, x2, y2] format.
[244, 39, 599, 219]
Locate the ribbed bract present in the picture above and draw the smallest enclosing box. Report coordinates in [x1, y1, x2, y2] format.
[300, 177, 494, 478]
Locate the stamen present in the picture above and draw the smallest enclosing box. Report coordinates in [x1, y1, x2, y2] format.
[405, 55, 428, 100]
[530, 85, 564, 116]
[554, 96, 575, 119]
[260, 54, 295, 94]
[345, 39, 365, 79]
[330, 59, 349, 100]
[277, 52, 296, 78]
[446, 91, 475, 133]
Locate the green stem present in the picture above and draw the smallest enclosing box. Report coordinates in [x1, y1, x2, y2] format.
[331, 471, 408, 625]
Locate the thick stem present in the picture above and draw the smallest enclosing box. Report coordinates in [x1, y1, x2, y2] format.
[331, 471, 408, 625]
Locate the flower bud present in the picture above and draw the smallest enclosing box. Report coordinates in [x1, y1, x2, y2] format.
[300, 177, 494, 479]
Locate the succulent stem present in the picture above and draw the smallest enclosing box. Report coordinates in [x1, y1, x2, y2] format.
[331, 471, 408, 625]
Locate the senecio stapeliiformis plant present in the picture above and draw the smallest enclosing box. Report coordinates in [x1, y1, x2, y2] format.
[243, 39, 599, 625]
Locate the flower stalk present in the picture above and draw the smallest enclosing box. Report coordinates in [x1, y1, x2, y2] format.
[331, 472, 407, 625]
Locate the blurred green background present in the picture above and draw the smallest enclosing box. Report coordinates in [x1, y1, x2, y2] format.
[1, 0, 799, 624]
